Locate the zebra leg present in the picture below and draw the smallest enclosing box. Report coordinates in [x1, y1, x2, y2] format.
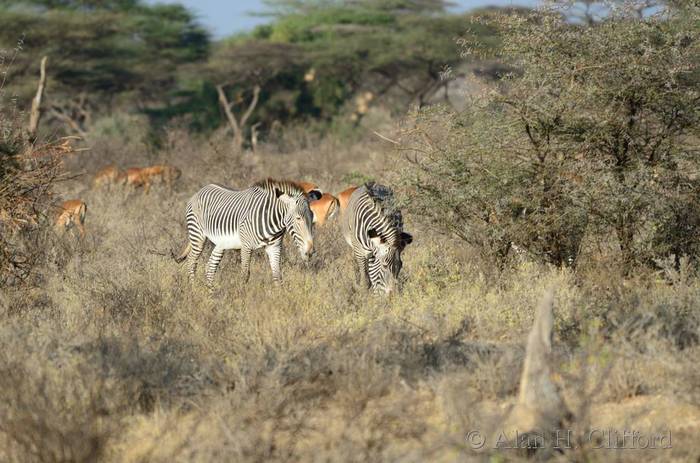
[205, 246, 225, 286]
[240, 247, 253, 283]
[353, 252, 370, 288]
[185, 235, 205, 280]
[184, 205, 205, 280]
[265, 240, 283, 285]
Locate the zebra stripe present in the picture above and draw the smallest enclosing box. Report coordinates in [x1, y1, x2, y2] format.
[341, 184, 412, 294]
[179, 179, 314, 286]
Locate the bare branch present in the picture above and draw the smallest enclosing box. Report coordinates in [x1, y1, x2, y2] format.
[251, 122, 261, 152]
[217, 84, 261, 151]
[216, 84, 242, 138]
[372, 130, 399, 145]
[49, 106, 88, 139]
[239, 85, 261, 129]
[27, 56, 47, 140]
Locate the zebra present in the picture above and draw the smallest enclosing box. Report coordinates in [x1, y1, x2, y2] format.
[174, 178, 316, 286]
[341, 182, 413, 294]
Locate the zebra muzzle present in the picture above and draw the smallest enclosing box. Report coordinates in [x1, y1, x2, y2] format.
[302, 242, 314, 260]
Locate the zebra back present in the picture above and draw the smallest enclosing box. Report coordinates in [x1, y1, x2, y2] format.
[346, 183, 402, 247]
[363, 182, 404, 236]
[254, 178, 306, 198]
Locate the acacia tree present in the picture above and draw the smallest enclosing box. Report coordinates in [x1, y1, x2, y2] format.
[202, 40, 307, 151]
[156, 0, 501, 138]
[0, 0, 209, 137]
[400, 1, 699, 269]
[258, 0, 488, 114]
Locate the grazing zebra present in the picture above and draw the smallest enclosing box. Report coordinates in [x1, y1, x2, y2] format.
[341, 183, 412, 294]
[174, 178, 315, 286]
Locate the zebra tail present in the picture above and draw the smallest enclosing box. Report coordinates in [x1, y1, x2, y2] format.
[172, 242, 191, 263]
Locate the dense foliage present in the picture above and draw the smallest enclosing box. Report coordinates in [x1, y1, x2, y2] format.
[0, 0, 209, 139]
[0, 1, 209, 102]
[0, 0, 502, 143]
[400, 1, 700, 269]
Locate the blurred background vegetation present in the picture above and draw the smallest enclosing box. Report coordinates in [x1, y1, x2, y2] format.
[0, 0, 503, 143]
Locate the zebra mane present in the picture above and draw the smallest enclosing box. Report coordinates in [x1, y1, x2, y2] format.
[253, 178, 305, 196]
[364, 182, 404, 233]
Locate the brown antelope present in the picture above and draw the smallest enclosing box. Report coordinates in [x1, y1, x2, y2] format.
[337, 186, 358, 213]
[310, 193, 339, 225]
[296, 181, 323, 200]
[140, 165, 182, 189]
[53, 199, 87, 238]
[119, 165, 182, 193]
[123, 167, 149, 192]
[93, 165, 123, 188]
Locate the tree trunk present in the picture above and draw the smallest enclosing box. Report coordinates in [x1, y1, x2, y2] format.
[251, 122, 261, 152]
[49, 93, 92, 139]
[27, 56, 48, 140]
[216, 84, 261, 153]
[49, 106, 88, 139]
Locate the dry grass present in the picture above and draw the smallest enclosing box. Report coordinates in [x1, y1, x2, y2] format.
[1, 120, 699, 462]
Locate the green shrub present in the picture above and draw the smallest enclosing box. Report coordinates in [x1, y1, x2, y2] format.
[398, 1, 700, 269]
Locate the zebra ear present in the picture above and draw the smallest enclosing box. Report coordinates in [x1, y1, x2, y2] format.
[368, 229, 384, 247]
[278, 193, 295, 205]
[275, 188, 294, 205]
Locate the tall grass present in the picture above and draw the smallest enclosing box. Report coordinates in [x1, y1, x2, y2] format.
[1, 120, 698, 461]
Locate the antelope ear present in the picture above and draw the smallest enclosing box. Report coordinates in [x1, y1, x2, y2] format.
[308, 190, 322, 201]
[400, 232, 413, 246]
[328, 198, 340, 219]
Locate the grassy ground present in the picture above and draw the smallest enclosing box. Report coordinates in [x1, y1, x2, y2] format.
[1, 120, 699, 462]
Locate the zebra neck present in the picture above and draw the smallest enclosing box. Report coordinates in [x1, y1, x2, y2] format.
[260, 200, 289, 242]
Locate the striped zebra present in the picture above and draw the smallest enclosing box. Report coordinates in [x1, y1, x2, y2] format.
[174, 179, 315, 286]
[341, 183, 413, 294]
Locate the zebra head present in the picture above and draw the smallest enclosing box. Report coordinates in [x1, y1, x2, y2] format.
[277, 190, 315, 261]
[366, 229, 413, 294]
